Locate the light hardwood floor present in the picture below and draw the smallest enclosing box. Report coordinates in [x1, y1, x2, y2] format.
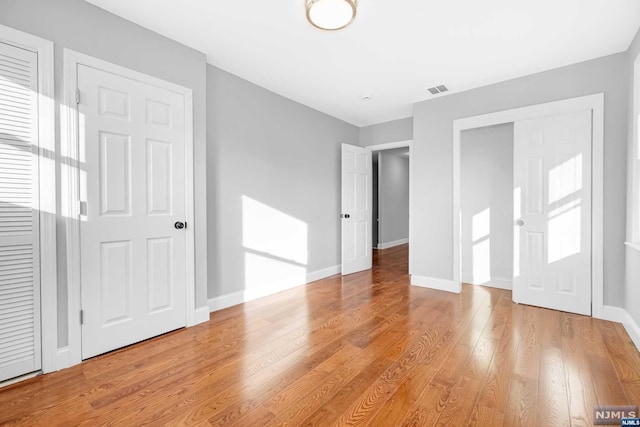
[1, 244, 639, 426]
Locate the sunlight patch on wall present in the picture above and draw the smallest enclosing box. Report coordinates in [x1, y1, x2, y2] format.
[242, 196, 308, 265]
[241, 195, 308, 291]
[472, 208, 491, 285]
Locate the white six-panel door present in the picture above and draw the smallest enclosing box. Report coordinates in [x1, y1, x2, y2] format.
[341, 143, 372, 275]
[0, 41, 42, 382]
[77, 65, 187, 359]
[513, 110, 592, 315]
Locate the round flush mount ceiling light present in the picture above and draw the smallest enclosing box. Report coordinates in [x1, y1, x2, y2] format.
[306, 0, 357, 31]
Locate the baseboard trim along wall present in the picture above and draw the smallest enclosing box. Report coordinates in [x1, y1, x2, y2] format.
[55, 347, 70, 371]
[377, 238, 409, 250]
[208, 265, 341, 313]
[602, 305, 640, 352]
[306, 265, 341, 283]
[194, 306, 210, 324]
[461, 274, 512, 290]
[411, 275, 459, 293]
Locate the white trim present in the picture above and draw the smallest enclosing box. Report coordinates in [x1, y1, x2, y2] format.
[367, 140, 412, 151]
[411, 275, 459, 293]
[452, 93, 605, 319]
[208, 282, 303, 312]
[306, 264, 341, 283]
[622, 311, 640, 352]
[602, 305, 627, 323]
[63, 49, 196, 365]
[208, 291, 245, 312]
[0, 25, 57, 374]
[461, 274, 512, 290]
[55, 347, 70, 371]
[209, 265, 342, 313]
[377, 238, 409, 249]
[194, 306, 210, 325]
[629, 55, 640, 245]
[601, 306, 640, 352]
[626, 241, 640, 254]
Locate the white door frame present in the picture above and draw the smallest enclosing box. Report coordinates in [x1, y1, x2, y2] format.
[0, 25, 57, 374]
[63, 49, 196, 366]
[368, 140, 412, 273]
[452, 93, 604, 318]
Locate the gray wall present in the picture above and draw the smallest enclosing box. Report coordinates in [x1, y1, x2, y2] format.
[461, 124, 514, 287]
[360, 117, 413, 147]
[626, 27, 640, 325]
[0, 0, 209, 347]
[413, 52, 628, 306]
[207, 66, 358, 299]
[378, 151, 410, 245]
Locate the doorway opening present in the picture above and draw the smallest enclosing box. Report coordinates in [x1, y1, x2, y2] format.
[460, 123, 514, 290]
[371, 141, 411, 274]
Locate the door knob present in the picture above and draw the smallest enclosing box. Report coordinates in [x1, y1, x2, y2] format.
[516, 219, 525, 227]
[174, 221, 186, 230]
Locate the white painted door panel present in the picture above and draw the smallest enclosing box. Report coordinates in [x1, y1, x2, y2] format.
[341, 143, 372, 275]
[513, 110, 592, 315]
[0, 42, 41, 382]
[78, 65, 187, 359]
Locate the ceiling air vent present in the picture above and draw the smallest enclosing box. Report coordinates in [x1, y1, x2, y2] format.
[428, 84, 449, 95]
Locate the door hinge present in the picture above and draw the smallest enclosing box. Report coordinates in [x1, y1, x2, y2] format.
[78, 201, 87, 216]
[80, 310, 84, 325]
[75, 88, 81, 105]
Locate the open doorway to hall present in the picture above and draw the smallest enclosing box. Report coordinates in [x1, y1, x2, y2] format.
[372, 147, 410, 272]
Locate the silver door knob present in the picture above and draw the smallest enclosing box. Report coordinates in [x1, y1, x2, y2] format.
[516, 219, 525, 227]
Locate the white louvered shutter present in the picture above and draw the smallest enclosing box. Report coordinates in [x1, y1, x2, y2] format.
[0, 41, 41, 382]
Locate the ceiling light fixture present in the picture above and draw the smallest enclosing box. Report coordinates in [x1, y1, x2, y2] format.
[306, 0, 357, 31]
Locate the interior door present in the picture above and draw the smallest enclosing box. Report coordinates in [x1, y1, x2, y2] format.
[0, 42, 41, 382]
[513, 110, 592, 315]
[78, 64, 187, 359]
[341, 143, 372, 275]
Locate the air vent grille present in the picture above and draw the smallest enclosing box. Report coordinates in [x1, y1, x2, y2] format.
[428, 85, 449, 95]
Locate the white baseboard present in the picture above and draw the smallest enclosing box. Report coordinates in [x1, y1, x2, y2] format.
[208, 265, 342, 313]
[306, 264, 341, 283]
[461, 273, 512, 290]
[194, 306, 210, 324]
[602, 305, 627, 323]
[623, 311, 640, 352]
[377, 238, 409, 250]
[411, 275, 460, 293]
[208, 290, 246, 312]
[602, 305, 640, 352]
[55, 346, 70, 371]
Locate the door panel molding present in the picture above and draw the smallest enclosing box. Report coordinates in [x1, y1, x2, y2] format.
[63, 49, 196, 367]
[0, 25, 56, 375]
[452, 93, 604, 318]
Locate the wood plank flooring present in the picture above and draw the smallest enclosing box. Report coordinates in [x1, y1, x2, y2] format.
[1, 244, 639, 426]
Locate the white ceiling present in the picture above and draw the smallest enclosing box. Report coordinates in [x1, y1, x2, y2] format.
[85, 0, 640, 127]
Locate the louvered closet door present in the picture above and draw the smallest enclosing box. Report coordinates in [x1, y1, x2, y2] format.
[0, 42, 41, 382]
